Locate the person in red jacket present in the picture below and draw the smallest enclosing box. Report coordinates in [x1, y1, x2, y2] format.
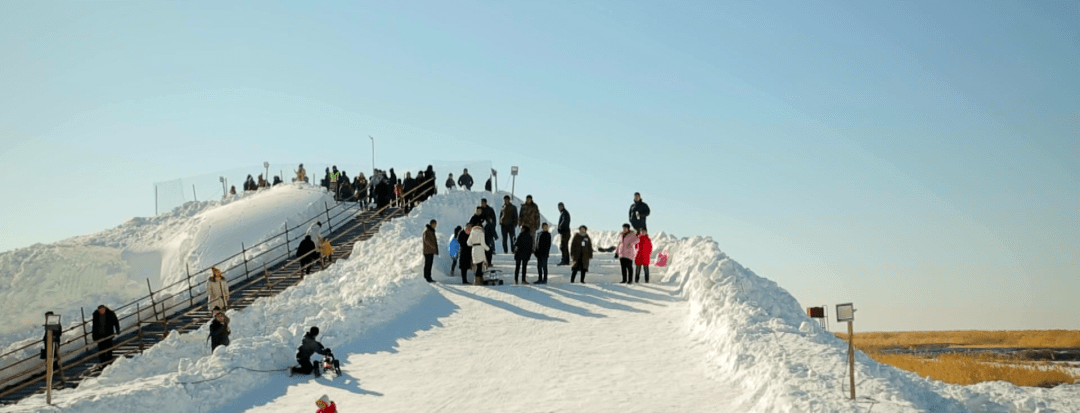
[635, 227, 653, 283]
[315, 394, 337, 413]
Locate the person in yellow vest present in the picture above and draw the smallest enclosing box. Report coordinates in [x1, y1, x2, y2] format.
[329, 166, 341, 199]
[320, 239, 333, 269]
[294, 164, 307, 183]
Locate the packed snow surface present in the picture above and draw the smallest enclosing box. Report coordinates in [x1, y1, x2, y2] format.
[2, 190, 1077, 412]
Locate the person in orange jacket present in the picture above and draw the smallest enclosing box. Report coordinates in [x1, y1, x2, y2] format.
[315, 394, 337, 413]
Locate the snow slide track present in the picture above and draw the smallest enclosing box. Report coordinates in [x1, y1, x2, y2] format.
[0, 201, 408, 405]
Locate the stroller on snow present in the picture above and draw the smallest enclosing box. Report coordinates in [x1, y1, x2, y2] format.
[316, 350, 343, 377]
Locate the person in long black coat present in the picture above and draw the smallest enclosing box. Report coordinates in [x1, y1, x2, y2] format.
[297, 235, 317, 274]
[534, 224, 552, 284]
[208, 310, 230, 351]
[91, 305, 120, 363]
[458, 224, 474, 284]
[513, 226, 533, 285]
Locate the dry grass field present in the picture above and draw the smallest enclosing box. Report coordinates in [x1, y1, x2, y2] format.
[834, 330, 1080, 388]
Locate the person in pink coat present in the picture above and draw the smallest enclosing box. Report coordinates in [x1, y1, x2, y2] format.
[635, 228, 653, 283]
[616, 223, 639, 284]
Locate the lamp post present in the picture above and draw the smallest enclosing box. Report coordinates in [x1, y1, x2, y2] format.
[44, 311, 61, 405]
[369, 135, 376, 173]
[263, 162, 270, 186]
[510, 166, 519, 198]
[836, 303, 856, 399]
[219, 176, 227, 198]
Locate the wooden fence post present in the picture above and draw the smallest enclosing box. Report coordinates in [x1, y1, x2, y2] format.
[284, 220, 292, 256]
[80, 308, 90, 346]
[137, 303, 145, 352]
[242, 242, 251, 280]
[186, 264, 194, 307]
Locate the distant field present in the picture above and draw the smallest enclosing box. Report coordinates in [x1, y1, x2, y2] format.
[834, 330, 1080, 388]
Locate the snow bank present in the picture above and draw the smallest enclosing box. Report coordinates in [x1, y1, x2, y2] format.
[668, 236, 1080, 413]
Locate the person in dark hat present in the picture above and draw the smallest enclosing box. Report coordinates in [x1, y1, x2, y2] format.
[290, 326, 335, 376]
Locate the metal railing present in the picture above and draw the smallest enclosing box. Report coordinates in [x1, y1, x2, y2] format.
[0, 180, 438, 402]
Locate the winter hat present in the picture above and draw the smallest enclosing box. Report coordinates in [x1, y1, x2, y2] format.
[316, 395, 331, 407]
[309, 326, 320, 337]
[211, 267, 222, 278]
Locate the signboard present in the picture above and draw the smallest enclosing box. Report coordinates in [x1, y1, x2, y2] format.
[836, 303, 855, 322]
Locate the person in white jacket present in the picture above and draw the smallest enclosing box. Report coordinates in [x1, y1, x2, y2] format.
[306, 221, 325, 245]
[467, 225, 489, 285]
[207, 267, 230, 311]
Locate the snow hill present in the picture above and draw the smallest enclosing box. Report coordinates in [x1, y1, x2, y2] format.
[2, 189, 1078, 412]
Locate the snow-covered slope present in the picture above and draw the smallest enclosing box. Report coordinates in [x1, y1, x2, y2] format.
[2, 190, 1077, 413]
[0, 184, 347, 371]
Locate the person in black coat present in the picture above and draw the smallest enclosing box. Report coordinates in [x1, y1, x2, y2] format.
[446, 174, 456, 191]
[480, 199, 498, 264]
[297, 235, 317, 275]
[513, 226, 533, 285]
[457, 168, 474, 190]
[534, 223, 552, 284]
[424, 165, 437, 199]
[458, 224, 474, 284]
[91, 305, 121, 363]
[290, 327, 336, 376]
[557, 202, 571, 265]
[208, 309, 230, 351]
[629, 192, 651, 230]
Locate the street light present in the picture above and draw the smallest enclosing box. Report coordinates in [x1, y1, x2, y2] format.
[263, 162, 270, 186]
[510, 166, 519, 198]
[369, 136, 376, 173]
[219, 176, 227, 198]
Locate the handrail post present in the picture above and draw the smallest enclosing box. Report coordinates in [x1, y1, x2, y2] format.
[137, 303, 145, 352]
[284, 220, 291, 256]
[146, 279, 160, 322]
[186, 264, 194, 307]
[80, 307, 90, 346]
[242, 242, 251, 280]
[325, 202, 333, 232]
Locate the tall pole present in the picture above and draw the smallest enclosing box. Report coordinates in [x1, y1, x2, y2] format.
[369, 135, 376, 173]
[46, 328, 53, 405]
[154, 185, 158, 216]
[848, 321, 855, 399]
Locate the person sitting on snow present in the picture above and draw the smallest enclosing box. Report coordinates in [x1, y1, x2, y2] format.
[315, 394, 338, 413]
[291, 327, 337, 376]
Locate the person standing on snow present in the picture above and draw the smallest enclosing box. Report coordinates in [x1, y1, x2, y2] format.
[329, 166, 341, 198]
[297, 235, 317, 274]
[458, 168, 474, 190]
[479, 199, 498, 265]
[208, 308, 230, 351]
[445, 173, 456, 191]
[635, 228, 653, 283]
[513, 225, 533, 285]
[616, 223, 640, 284]
[294, 163, 307, 183]
[629, 192, 650, 230]
[569, 225, 594, 283]
[519, 195, 540, 240]
[315, 395, 338, 413]
[290, 327, 336, 376]
[499, 195, 518, 254]
[449, 225, 463, 275]
[534, 223, 552, 284]
[207, 267, 230, 311]
[91, 305, 120, 363]
[458, 224, 474, 285]
[468, 223, 490, 285]
[556, 202, 571, 266]
[422, 219, 439, 283]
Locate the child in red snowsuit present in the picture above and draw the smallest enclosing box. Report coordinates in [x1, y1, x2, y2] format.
[635, 228, 653, 283]
[316, 394, 337, 413]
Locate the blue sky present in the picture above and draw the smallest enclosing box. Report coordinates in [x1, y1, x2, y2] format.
[1, 1, 1076, 331]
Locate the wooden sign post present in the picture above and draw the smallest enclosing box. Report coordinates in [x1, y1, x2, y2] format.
[43, 312, 62, 405]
